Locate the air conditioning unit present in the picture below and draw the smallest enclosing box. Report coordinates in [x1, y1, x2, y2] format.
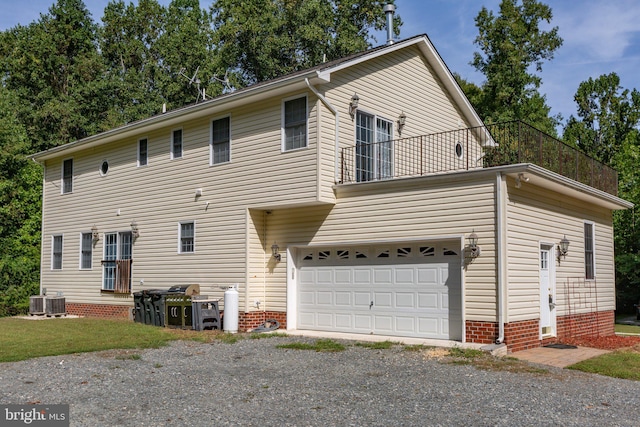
[29, 296, 46, 315]
[45, 296, 66, 317]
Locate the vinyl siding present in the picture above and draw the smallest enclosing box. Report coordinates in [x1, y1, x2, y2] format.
[40, 91, 324, 307]
[505, 176, 615, 322]
[259, 176, 498, 318]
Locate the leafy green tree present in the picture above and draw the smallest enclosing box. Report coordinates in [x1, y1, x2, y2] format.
[562, 73, 640, 312]
[0, 86, 41, 315]
[468, 0, 562, 133]
[211, 0, 402, 86]
[0, 0, 110, 151]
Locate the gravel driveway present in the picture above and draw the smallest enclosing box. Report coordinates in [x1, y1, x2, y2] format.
[1, 335, 638, 426]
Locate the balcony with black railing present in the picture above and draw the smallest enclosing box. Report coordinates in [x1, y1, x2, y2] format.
[340, 121, 618, 196]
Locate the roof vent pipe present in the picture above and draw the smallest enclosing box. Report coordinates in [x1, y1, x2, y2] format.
[384, 3, 395, 45]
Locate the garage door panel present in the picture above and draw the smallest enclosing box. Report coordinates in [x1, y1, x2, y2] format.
[297, 242, 462, 340]
[335, 292, 351, 306]
[375, 315, 393, 332]
[317, 291, 332, 305]
[373, 268, 393, 284]
[418, 292, 438, 309]
[374, 292, 392, 308]
[395, 268, 415, 284]
[354, 292, 372, 307]
[395, 292, 415, 308]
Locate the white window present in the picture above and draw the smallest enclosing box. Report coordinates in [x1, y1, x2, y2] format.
[80, 232, 93, 269]
[171, 129, 183, 159]
[102, 232, 132, 292]
[211, 117, 230, 164]
[52, 235, 63, 270]
[179, 222, 195, 253]
[62, 159, 73, 193]
[283, 96, 307, 151]
[584, 222, 595, 280]
[138, 138, 148, 167]
[355, 111, 393, 182]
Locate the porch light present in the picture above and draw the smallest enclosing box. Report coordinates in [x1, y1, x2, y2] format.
[91, 225, 99, 243]
[271, 242, 281, 262]
[557, 235, 569, 263]
[131, 220, 140, 240]
[397, 111, 406, 135]
[349, 93, 359, 119]
[467, 230, 481, 258]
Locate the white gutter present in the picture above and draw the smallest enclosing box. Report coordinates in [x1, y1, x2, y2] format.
[496, 172, 506, 344]
[305, 78, 340, 183]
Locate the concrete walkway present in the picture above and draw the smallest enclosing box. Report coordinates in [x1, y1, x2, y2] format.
[512, 345, 610, 368]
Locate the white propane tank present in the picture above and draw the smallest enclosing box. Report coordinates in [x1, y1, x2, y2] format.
[223, 284, 239, 333]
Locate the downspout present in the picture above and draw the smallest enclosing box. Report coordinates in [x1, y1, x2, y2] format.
[305, 78, 339, 184]
[33, 157, 46, 296]
[496, 172, 506, 344]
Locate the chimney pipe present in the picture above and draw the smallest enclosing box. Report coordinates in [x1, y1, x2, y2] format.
[384, 3, 395, 45]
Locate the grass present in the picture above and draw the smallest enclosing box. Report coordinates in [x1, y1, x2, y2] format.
[0, 317, 178, 363]
[615, 323, 640, 334]
[354, 340, 397, 350]
[569, 349, 640, 381]
[443, 347, 549, 374]
[277, 339, 346, 352]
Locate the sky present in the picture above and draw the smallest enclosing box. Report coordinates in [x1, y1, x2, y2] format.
[1, 0, 639, 126]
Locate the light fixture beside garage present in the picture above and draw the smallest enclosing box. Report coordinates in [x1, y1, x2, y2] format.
[271, 242, 281, 262]
[349, 93, 359, 119]
[131, 220, 140, 240]
[467, 230, 481, 258]
[91, 225, 99, 244]
[397, 111, 407, 135]
[557, 235, 570, 263]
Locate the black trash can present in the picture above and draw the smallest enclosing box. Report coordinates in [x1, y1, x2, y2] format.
[133, 292, 144, 324]
[149, 290, 172, 327]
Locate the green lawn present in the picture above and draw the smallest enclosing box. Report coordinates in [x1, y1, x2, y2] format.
[615, 323, 640, 335]
[0, 317, 179, 362]
[569, 350, 640, 381]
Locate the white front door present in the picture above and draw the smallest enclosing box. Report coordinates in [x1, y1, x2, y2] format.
[539, 245, 556, 336]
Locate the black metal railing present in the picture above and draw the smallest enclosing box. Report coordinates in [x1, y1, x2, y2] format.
[340, 121, 618, 196]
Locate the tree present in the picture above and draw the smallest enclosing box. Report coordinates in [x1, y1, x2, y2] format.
[468, 0, 562, 133]
[211, 0, 402, 86]
[0, 86, 41, 315]
[0, 0, 110, 151]
[563, 73, 640, 312]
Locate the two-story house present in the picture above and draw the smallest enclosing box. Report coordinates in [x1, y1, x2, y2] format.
[31, 35, 632, 352]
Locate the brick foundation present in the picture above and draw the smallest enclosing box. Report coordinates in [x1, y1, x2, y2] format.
[66, 303, 131, 319]
[466, 310, 616, 353]
[238, 311, 287, 331]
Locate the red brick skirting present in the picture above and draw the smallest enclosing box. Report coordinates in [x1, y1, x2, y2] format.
[466, 310, 615, 352]
[66, 303, 131, 318]
[238, 311, 287, 331]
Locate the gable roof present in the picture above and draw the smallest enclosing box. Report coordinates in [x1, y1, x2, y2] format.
[31, 35, 484, 162]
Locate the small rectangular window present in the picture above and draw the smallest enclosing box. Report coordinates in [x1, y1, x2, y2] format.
[283, 96, 307, 151]
[62, 159, 73, 193]
[52, 235, 63, 270]
[211, 117, 230, 164]
[80, 233, 92, 269]
[172, 129, 183, 159]
[138, 138, 148, 166]
[585, 222, 595, 279]
[179, 222, 195, 253]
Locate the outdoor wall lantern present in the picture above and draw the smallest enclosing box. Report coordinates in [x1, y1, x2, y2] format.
[131, 220, 140, 240]
[467, 230, 481, 258]
[349, 93, 359, 119]
[557, 235, 570, 263]
[271, 242, 281, 262]
[397, 111, 407, 135]
[91, 225, 99, 243]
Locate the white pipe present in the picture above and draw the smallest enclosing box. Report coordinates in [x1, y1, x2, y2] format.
[305, 78, 339, 183]
[495, 172, 505, 344]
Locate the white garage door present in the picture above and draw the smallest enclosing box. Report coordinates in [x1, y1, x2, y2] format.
[297, 242, 462, 340]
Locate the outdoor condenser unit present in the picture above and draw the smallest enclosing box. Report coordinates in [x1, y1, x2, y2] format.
[29, 296, 46, 315]
[45, 296, 66, 316]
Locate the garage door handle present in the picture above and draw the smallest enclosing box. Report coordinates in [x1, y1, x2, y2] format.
[369, 301, 374, 310]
